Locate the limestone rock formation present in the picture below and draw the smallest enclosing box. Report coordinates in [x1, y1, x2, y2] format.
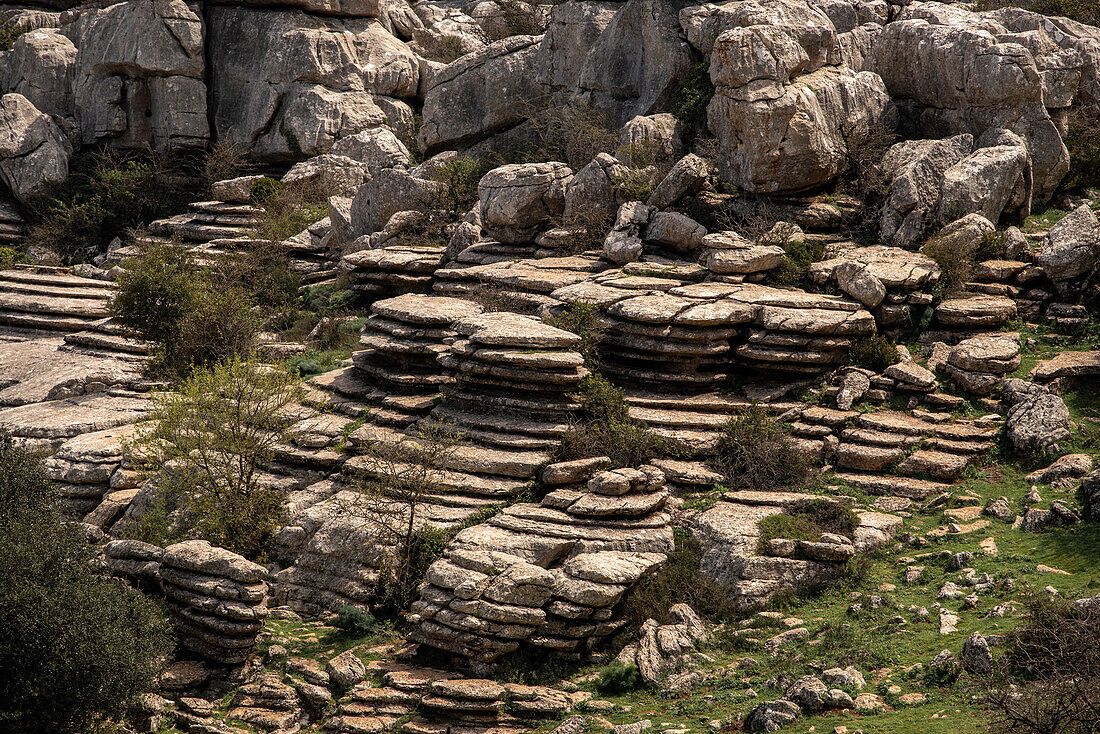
[0, 93, 70, 204]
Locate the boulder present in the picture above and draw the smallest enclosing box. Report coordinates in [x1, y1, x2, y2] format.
[565, 152, 626, 222]
[604, 202, 655, 265]
[961, 632, 993, 674]
[0, 93, 70, 204]
[330, 127, 411, 170]
[1038, 204, 1099, 283]
[619, 113, 685, 161]
[2, 28, 77, 121]
[835, 260, 886, 308]
[418, 35, 544, 154]
[535, 1, 620, 93]
[283, 154, 367, 195]
[350, 167, 445, 236]
[479, 163, 573, 244]
[744, 699, 800, 732]
[937, 133, 1032, 224]
[647, 154, 709, 210]
[866, 19, 1069, 201]
[1003, 379, 1072, 455]
[578, 0, 697, 127]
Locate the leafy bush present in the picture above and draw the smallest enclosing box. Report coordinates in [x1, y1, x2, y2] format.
[619, 530, 740, 629]
[0, 23, 25, 52]
[1061, 106, 1100, 191]
[251, 179, 329, 242]
[596, 663, 643, 695]
[614, 167, 658, 202]
[522, 99, 620, 171]
[848, 335, 897, 371]
[758, 499, 859, 549]
[669, 62, 715, 127]
[758, 513, 824, 544]
[924, 230, 977, 295]
[710, 405, 813, 490]
[987, 595, 1100, 733]
[432, 157, 494, 212]
[556, 375, 676, 467]
[214, 249, 300, 310]
[25, 148, 198, 263]
[169, 286, 262, 374]
[0, 432, 172, 733]
[770, 238, 826, 287]
[128, 359, 302, 560]
[331, 605, 378, 636]
[0, 247, 31, 271]
[112, 243, 202, 347]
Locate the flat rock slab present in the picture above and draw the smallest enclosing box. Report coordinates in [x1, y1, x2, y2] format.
[0, 393, 149, 441]
[1031, 350, 1100, 381]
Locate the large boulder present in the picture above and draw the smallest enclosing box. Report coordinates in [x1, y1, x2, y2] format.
[878, 134, 975, 247]
[479, 162, 573, 243]
[535, 0, 621, 93]
[330, 126, 410, 170]
[577, 0, 697, 127]
[1003, 378, 1072, 456]
[66, 0, 208, 151]
[866, 18, 1069, 202]
[207, 7, 417, 161]
[1038, 204, 1100, 284]
[418, 35, 545, 154]
[937, 130, 1033, 224]
[1, 28, 77, 121]
[350, 167, 445, 236]
[0, 93, 71, 203]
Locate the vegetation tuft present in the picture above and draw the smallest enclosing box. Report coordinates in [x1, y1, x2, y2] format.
[710, 405, 814, 490]
[848, 335, 898, 371]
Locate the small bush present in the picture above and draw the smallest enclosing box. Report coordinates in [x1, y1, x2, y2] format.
[331, 605, 378, 636]
[924, 231, 976, 295]
[614, 167, 658, 202]
[545, 303, 607, 369]
[112, 243, 203, 347]
[758, 513, 824, 544]
[169, 286, 261, 374]
[0, 247, 31, 271]
[0, 24, 24, 52]
[251, 179, 329, 242]
[432, 157, 494, 212]
[710, 405, 814, 490]
[758, 499, 859, 550]
[669, 62, 715, 127]
[202, 141, 249, 194]
[848, 335, 897, 371]
[249, 177, 284, 205]
[596, 663, 642, 695]
[1062, 106, 1100, 191]
[770, 238, 826, 287]
[213, 249, 300, 311]
[556, 375, 677, 468]
[523, 99, 620, 171]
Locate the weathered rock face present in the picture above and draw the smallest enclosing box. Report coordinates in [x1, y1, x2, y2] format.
[418, 35, 544, 155]
[1038, 204, 1100, 284]
[208, 7, 417, 161]
[66, 0, 207, 151]
[1003, 378, 1072, 455]
[866, 18, 1070, 202]
[1, 28, 77, 121]
[479, 163, 572, 244]
[407, 464, 673, 662]
[0, 93, 71, 204]
[536, 1, 621, 93]
[578, 0, 697, 127]
[878, 134, 975, 247]
[937, 131, 1032, 225]
[705, 4, 896, 194]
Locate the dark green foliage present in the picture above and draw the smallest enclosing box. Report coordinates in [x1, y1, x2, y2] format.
[596, 663, 643, 695]
[758, 513, 824, 544]
[758, 499, 859, 552]
[0, 433, 172, 734]
[546, 303, 606, 369]
[770, 238, 826, 287]
[332, 605, 378, 636]
[1062, 107, 1100, 191]
[710, 405, 814, 490]
[111, 243, 203, 346]
[987, 595, 1100, 733]
[214, 250, 300, 311]
[251, 179, 329, 242]
[249, 177, 284, 205]
[0, 24, 24, 52]
[0, 247, 31, 271]
[25, 148, 200, 263]
[669, 62, 715, 127]
[847, 335, 898, 371]
[432, 157, 494, 212]
[556, 375, 677, 468]
[619, 531, 740, 629]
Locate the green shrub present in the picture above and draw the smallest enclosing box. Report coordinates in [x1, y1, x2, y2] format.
[758, 513, 824, 544]
[250, 178, 329, 242]
[331, 605, 378, 636]
[0, 247, 31, 271]
[770, 238, 826, 287]
[710, 405, 813, 490]
[169, 286, 261, 374]
[112, 243, 202, 345]
[0, 24, 24, 52]
[596, 663, 643, 695]
[669, 62, 715, 127]
[0, 432, 172, 733]
[758, 499, 859, 550]
[249, 177, 284, 205]
[432, 157, 494, 212]
[618, 530, 740, 629]
[556, 375, 676, 467]
[214, 249, 300, 310]
[924, 229, 978, 295]
[614, 167, 658, 202]
[1062, 106, 1100, 191]
[545, 303, 606, 369]
[847, 335, 897, 371]
[25, 149, 197, 263]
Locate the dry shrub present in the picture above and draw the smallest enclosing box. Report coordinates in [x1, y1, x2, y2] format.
[250, 177, 331, 242]
[710, 405, 814, 490]
[202, 140, 250, 194]
[521, 98, 620, 171]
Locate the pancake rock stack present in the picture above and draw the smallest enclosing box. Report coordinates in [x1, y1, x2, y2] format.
[352, 294, 484, 425]
[809, 245, 941, 329]
[432, 312, 587, 451]
[159, 540, 270, 665]
[340, 245, 447, 302]
[943, 332, 1023, 396]
[407, 465, 674, 663]
[42, 424, 137, 522]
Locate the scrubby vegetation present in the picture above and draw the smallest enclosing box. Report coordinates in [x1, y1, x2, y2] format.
[1061, 106, 1100, 192]
[557, 375, 676, 468]
[710, 405, 814, 490]
[758, 499, 860, 547]
[0, 23, 24, 52]
[848, 335, 898, 371]
[770, 237, 826, 287]
[669, 62, 715, 128]
[250, 177, 331, 242]
[0, 432, 171, 733]
[124, 358, 303, 560]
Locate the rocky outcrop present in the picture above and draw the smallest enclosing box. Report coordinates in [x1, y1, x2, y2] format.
[1003, 378, 1072, 455]
[1038, 204, 1099, 286]
[614, 604, 709, 686]
[407, 464, 673, 662]
[479, 163, 572, 244]
[0, 93, 70, 204]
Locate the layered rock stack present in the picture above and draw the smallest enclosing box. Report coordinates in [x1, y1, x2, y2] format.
[43, 424, 139, 525]
[432, 312, 587, 451]
[0, 265, 115, 336]
[941, 332, 1022, 396]
[149, 200, 259, 242]
[160, 540, 270, 665]
[352, 294, 483, 425]
[341, 245, 446, 301]
[809, 245, 940, 330]
[433, 254, 605, 313]
[407, 465, 673, 663]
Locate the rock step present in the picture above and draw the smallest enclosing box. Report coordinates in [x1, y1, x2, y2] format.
[0, 267, 115, 290]
[624, 390, 799, 415]
[342, 455, 530, 499]
[62, 329, 152, 357]
[0, 310, 104, 333]
[834, 473, 951, 500]
[0, 278, 114, 301]
[0, 291, 111, 318]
